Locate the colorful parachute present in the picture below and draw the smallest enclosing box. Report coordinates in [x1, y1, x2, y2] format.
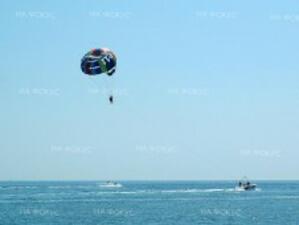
[81, 48, 117, 76]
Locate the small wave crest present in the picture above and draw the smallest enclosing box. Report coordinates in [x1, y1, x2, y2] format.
[0, 186, 38, 190]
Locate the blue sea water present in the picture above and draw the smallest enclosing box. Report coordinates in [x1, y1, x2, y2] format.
[0, 181, 298, 225]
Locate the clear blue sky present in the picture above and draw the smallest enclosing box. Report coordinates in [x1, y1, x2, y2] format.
[1, 0, 299, 180]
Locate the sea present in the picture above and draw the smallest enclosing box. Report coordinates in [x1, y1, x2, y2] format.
[0, 181, 298, 225]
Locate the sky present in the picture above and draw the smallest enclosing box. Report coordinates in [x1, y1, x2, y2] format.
[1, 0, 299, 180]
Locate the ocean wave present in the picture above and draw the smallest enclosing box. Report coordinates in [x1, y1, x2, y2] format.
[0, 198, 210, 204]
[0, 186, 38, 190]
[47, 186, 73, 189]
[273, 195, 299, 200]
[47, 185, 94, 189]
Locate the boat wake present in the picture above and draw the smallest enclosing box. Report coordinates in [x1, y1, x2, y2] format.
[93, 188, 261, 195]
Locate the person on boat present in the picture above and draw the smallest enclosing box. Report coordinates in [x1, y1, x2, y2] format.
[109, 95, 113, 104]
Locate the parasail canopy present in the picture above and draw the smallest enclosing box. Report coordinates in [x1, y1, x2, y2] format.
[81, 48, 117, 76]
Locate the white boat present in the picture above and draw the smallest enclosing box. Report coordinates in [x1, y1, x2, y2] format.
[235, 177, 256, 191]
[99, 181, 122, 188]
